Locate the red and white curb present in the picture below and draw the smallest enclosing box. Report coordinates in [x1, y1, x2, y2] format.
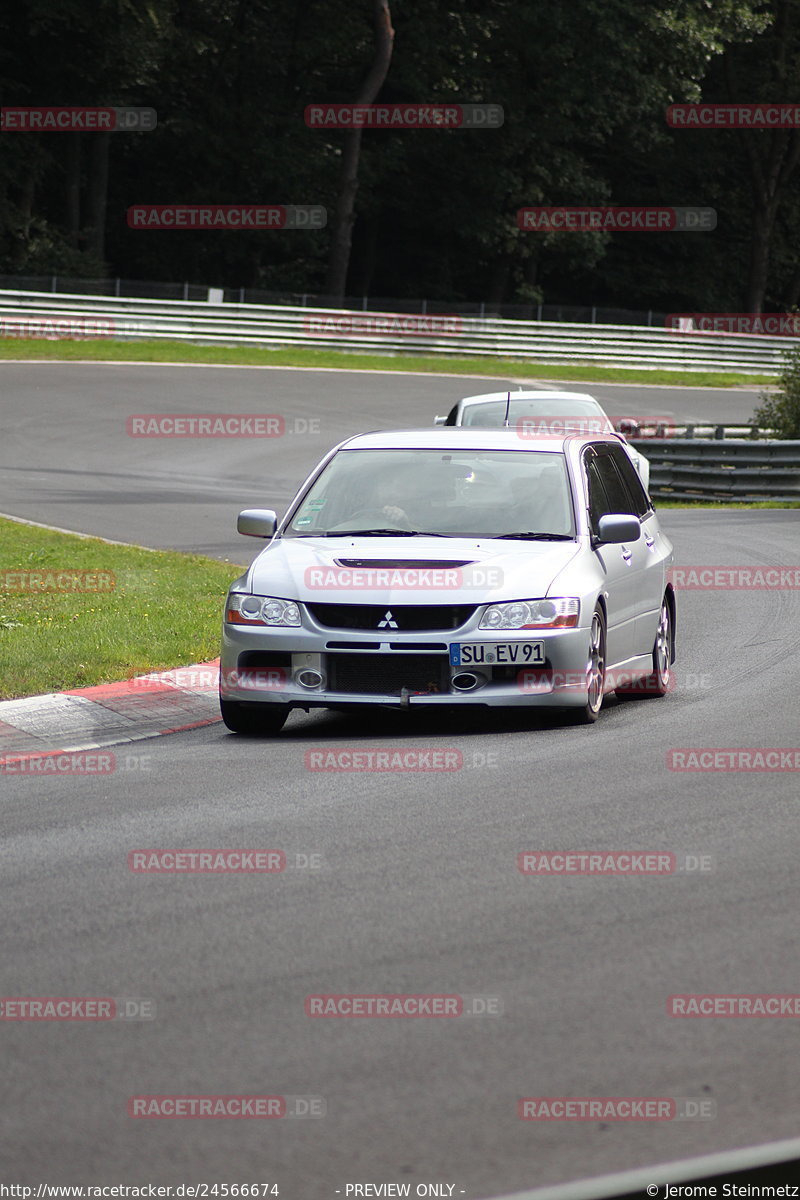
[0, 660, 221, 768]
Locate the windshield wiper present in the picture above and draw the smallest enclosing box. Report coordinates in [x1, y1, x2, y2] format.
[495, 531, 574, 540]
[309, 528, 451, 538]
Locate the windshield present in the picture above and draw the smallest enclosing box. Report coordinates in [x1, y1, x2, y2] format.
[462, 397, 613, 434]
[286, 448, 575, 538]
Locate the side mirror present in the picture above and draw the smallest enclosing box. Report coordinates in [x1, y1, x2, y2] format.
[237, 508, 278, 538]
[433, 414, 447, 426]
[596, 514, 640, 544]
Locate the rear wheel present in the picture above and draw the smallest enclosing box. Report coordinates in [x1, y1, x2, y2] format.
[569, 604, 606, 725]
[220, 698, 289, 736]
[616, 594, 672, 699]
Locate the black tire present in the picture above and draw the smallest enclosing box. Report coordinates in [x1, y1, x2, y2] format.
[220, 698, 289, 736]
[568, 603, 607, 725]
[615, 593, 672, 699]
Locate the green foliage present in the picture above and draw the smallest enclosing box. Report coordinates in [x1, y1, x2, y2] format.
[2, 0, 797, 312]
[753, 345, 800, 439]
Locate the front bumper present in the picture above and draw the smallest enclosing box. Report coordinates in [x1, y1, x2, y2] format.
[220, 617, 594, 709]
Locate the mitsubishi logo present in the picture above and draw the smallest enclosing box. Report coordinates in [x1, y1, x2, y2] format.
[377, 610, 399, 629]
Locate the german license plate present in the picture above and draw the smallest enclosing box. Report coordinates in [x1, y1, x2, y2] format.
[449, 641, 545, 667]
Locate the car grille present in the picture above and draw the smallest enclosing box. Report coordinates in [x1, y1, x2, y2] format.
[307, 603, 476, 631]
[327, 653, 449, 695]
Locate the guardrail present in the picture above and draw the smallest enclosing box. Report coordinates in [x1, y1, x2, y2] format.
[630, 438, 800, 501]
[619, 420, 774, 439]
[1, 288, 798, 373]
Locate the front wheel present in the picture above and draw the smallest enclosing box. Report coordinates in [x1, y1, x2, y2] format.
[568, 604, 606, 725]
[220, 698, 289, 736]
[616, 594, 672, 699]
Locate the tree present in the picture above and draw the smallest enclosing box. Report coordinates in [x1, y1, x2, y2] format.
[752, 344, 800, 438]
[689, 0, 800, 312]
[324, 0, 394, 300]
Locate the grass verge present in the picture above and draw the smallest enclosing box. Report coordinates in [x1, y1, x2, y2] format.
[0, 336, 775, 388]
[0, 517, 244, 700]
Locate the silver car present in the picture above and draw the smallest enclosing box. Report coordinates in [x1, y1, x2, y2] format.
[435, 389, 650, 489]
[219, 428, 675, 734]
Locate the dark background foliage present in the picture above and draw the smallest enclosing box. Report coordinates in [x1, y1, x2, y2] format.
[1, 0, 798, 312]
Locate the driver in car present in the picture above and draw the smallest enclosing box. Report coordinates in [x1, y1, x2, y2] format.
[349, 470, 415, 528]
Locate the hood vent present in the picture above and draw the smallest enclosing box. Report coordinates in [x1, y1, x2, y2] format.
[335, 558, 474, 569]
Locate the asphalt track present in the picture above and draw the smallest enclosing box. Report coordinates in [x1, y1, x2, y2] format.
[0, 362, 765, 558]
[1, 363, 799, 1198]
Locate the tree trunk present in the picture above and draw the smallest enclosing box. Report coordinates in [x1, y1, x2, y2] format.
[324, 0, 394, 301]
[487, 255, 511, 308]
[86, 131, 111, 262]
[66, 138, 81, 248]
[745, 204, 776, 314]
[355, 217, 378, 296]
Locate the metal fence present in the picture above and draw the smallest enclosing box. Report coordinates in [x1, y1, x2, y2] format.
[0, 274, 669, 325]
[1, 287, 798, 373]
[631, 439, 800, 502]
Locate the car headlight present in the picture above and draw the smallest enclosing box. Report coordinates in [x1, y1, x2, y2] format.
[226, 593, 301, 627]
[479, 597, 579, 630]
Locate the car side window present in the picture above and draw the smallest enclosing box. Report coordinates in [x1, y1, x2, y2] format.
[593, 449, 636, 516]
[584, 454, 610, 536]
[607, 444, 652, 519]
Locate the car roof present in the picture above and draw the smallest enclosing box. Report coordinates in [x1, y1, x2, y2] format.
[459, 390, 602, 407]
[336, 428, 619, 452]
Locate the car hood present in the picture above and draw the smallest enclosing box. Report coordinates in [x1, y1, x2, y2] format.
[246, 535, 582, 604]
